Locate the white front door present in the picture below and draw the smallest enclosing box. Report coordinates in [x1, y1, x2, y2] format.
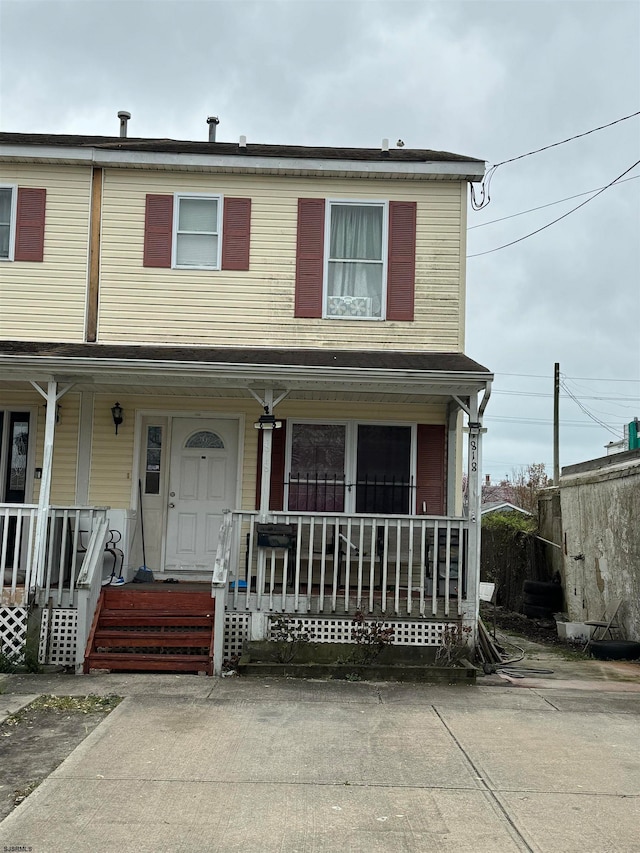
[164, 418, 238, 574]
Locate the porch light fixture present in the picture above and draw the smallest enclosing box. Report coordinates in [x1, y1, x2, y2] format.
[111, 402, 124, 435]
[253, 406, 282, 431]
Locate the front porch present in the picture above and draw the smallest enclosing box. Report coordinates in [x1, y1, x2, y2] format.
[0, 341, 492, 675]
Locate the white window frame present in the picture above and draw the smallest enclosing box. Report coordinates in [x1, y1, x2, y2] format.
[0, 184, 17, 262]
[323, 199, 388, 321]
[285, 419, 417, 514]
[172, 192, 222, 270]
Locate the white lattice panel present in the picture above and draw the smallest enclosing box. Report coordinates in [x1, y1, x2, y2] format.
[267, 616, 456, 646]
[224, 613, 250, 660]
[0, 606, 28, 662]
[39, 608, 78, 666]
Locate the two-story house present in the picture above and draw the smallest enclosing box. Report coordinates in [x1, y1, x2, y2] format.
[0, 122, 492, 675]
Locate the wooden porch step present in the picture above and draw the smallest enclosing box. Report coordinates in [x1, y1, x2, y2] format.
[94, 630, 212, 647]
[85, 652, 211, 674]
[98, 613, 213, 628]
[83, 586, 216, 676]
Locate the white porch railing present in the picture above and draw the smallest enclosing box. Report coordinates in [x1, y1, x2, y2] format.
[0, 505, 109, 606]
[225, 511, 467, 617]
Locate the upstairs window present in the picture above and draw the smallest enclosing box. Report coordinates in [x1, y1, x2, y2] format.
[325, 202, 386, 320]
[144, 194, 251, 270]
[173, 194, 221, 269]
[0, 186, 16, 260]
[295, 198, 416, 321]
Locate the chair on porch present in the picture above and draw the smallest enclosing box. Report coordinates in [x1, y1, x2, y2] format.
[77, 528, 125, 584]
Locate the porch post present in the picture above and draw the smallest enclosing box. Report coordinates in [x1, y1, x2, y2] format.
[446, 401, 460, 516]
[33, 380, 58, 589]
[258, 389, 274, 520]
[466, 393, 482, 631]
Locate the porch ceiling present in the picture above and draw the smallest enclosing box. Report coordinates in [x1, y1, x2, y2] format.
[0, 341, 492, 399]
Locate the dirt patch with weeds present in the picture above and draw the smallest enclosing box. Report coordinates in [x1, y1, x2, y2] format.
[0, 694, 121, 821]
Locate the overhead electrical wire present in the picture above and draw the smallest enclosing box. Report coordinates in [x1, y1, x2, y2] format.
[470, 109, 640, 210]
[559, 380, 623, 437]
[467, 158, 640, 258]
[468, 175, 640, 230]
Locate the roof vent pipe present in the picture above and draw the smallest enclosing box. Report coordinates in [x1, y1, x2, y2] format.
[239, 135, 247, 149]
[117, 111, 131, 138]
[381, 138, 389, 152]
[207, 116, 219, 142]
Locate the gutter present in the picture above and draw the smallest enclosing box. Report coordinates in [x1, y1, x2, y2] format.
[0, 144, 486, 182]
[0, 353, 493, 391]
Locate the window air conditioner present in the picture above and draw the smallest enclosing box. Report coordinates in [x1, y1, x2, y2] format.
[327, 295, 373, 317]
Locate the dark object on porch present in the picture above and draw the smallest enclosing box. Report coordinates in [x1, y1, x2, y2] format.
[83, 586, 215, 675]
[78, 528, 124, 584]
[132, 566, 154, 583]
[256, 523, 297, 549]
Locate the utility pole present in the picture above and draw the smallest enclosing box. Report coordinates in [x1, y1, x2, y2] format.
[553, 362, 560, 484]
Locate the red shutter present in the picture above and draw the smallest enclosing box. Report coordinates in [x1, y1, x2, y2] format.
[221, 197, 251, 270]
[14, 188, 46, 262]
[255, 421, 288, 511]
[143, 194, 173, 267]
[416, 424, 446, 515]
[387, 201, 416, 321]
[295, 198, 325, 318]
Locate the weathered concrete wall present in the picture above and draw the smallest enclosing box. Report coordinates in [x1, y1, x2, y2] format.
[559, 454, 640, 640]
[538, 486, 564, 581]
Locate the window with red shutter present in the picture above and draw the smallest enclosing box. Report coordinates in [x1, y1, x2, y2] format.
[295, 198, 416, 321]
[14, 187, 46, 262]
[294, 198, 325, 318]
[221, 197, 251, 271]
[387, 201, 416, 321]
[143, 194, 173, 268]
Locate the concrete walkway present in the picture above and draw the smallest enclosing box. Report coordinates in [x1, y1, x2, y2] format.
[1, 643, 639, 852]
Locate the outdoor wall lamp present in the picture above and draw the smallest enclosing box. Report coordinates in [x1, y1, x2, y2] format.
[253, 406, 282, 431]
[111, 402, 124, 435]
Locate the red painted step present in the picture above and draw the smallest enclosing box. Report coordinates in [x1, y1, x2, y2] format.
[84, 585, 215, 676]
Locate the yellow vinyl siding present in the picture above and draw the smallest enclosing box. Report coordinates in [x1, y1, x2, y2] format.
[0, 165, 91, 342]
[98, 169, 464, 351]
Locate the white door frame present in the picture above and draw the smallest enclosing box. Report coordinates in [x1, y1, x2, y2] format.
[132, 409, 245, 576]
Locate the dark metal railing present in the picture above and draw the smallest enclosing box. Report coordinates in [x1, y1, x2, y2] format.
[287, 473, 415, 515]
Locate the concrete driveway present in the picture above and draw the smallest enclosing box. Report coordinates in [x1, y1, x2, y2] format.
[1, 649, 640, 852]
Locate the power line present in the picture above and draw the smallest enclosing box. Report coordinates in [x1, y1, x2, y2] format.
[560, 380, 623, 437]
[491, 110, 640, 169]
[495, 372, 640, 382]
[468, 158, 640, 258]
[470, 109, 640, 210]
[468, 175, 640, 230]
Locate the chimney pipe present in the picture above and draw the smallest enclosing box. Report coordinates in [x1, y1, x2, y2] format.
[239, 135, 247, 149]
[117, 111, 131, 138]
[207, 116, 220, 142]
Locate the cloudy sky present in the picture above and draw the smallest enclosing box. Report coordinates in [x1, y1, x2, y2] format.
[1, 0, 639, 481]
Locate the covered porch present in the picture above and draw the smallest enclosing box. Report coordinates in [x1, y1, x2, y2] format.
[0, 341, 492, 673]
